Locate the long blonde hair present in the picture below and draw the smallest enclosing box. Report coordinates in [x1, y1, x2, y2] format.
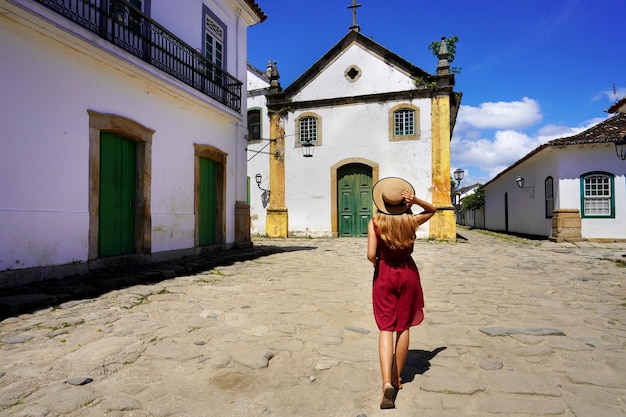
[373, 212, 420, 249]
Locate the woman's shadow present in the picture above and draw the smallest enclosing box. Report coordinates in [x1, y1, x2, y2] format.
[400, 346, 447, 384]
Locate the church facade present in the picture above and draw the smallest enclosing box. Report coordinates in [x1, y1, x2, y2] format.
[247, 29, 460, 240]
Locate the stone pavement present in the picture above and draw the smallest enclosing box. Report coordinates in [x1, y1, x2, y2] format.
[1, 228, 625, 417]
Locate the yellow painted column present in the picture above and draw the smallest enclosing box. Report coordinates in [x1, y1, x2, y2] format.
[265, 112, 288, 237]
[430, 94, 456, 241]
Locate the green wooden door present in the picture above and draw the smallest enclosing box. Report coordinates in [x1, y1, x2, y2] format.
[338, 164, 372, 237]
[199, 157, 217, 245]
[99, 132, 136, 257]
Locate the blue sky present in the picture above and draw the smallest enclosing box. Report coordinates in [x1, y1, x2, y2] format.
[247, 0, 626, 186]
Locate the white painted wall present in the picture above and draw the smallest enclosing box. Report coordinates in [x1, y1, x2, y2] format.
[283, 98, 433, 239]
[0, 0, 252, 273]
[246, 68, 271, 235]
[290, 44, 418, 102]
[557, 144, 626, 239]
[483, 144, 626, 239]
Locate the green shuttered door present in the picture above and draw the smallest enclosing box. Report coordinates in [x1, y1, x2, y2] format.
[338, 164, 372, 237]
[99, 132, 136, 257]
[199, 157, 217, 245]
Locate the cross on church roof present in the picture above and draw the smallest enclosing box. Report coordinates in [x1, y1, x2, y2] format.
[347, 0, 361, 32]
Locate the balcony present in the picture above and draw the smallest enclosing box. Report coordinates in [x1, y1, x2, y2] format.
[33, 0, 242, 112]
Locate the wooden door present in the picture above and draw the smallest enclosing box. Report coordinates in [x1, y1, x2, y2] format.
[99, 132, 136, 257]
[199, 157, 217, 245]
[338, 164, 372, 237]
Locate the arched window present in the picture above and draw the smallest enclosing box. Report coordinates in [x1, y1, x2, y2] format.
[580, 172, 614, 218]
[544, 177, 554, 218]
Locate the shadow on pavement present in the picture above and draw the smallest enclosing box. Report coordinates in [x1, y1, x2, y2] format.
[400, 346, 447, 383]
[0, 244, 316, 321]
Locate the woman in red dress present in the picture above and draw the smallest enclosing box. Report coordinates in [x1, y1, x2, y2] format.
[367, 177, 437, 409]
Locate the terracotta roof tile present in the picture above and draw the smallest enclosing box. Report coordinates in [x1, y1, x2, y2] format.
[548, 112, 626, 146]
[606, 96, 626, 114]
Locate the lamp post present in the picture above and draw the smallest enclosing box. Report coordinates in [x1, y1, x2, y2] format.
[453, 168, 464, 186]
[451, 169, 465, 205]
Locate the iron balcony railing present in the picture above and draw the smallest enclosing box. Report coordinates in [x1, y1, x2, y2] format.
[34, 0, 242, 112]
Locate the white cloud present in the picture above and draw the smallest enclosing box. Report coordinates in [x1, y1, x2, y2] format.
[453, 130, 539, 176]
[457, 97, 542, 130]
[592, 86, 626, 103]
[537, 117, 606, 142]
[451, 101, 608, 185]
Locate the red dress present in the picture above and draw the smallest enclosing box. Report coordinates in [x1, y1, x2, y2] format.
[372, 222, 424, 332]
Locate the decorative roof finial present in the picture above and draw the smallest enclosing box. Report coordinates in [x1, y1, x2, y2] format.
[265, 59, 272, 78]
[347, 0, 361, 32]
[437, 36, 450, 75]
[269, 61, 282, 94]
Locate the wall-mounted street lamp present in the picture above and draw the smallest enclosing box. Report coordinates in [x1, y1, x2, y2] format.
[615, 135, 626, 160]
[515, 176, 534, 199]
[302, 141, 314, 158]
[195, 49, 206, 72]
[255, 173, 271, 208]
[255, 173, 270, 195]
[113, 1, 127, 25]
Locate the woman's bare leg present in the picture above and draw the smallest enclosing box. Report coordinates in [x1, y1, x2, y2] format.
[393, 330, 410, 387]
[379, 331, 395, 408]
[379, 330, 394, 383]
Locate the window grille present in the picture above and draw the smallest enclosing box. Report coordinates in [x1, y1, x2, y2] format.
[582, 174, 612, 217]
[394, 109, 415, 136]
[299, 117, 317, 143]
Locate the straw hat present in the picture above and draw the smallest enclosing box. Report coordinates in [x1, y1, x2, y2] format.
[372, 177, 414, 215]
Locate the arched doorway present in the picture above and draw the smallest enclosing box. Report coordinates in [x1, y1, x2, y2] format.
[337, 163, 373, 237]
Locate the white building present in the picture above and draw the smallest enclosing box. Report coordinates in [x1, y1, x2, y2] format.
[0, 0, 266, 288]
[247, 30, 461, 240]
[482, 112, 626, 241]
[455, 183, 484, 229]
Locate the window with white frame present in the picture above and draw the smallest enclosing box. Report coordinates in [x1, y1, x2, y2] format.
[388, 104, 419, 141]
[394, 108, 415, 136]
[298, 116, 318, 144]
[545, 176, 554, 218]
[581, 172, 614, 218]
[204, 14, 224, 79]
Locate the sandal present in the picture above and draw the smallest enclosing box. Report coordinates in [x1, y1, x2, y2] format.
[380, 381, 395, 409]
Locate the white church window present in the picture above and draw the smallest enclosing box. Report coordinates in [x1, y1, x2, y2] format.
[389, 104, 419, 141]
[394, 109, 414, 136]
[298, 116, 318, 144]
[344, 65, 362, 82]
[581, 172, 614, 218]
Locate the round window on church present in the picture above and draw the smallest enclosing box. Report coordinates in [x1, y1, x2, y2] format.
[344, 65, 362, 82]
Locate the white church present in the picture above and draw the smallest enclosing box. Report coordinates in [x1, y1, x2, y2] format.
[246, 17, 461, 240]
